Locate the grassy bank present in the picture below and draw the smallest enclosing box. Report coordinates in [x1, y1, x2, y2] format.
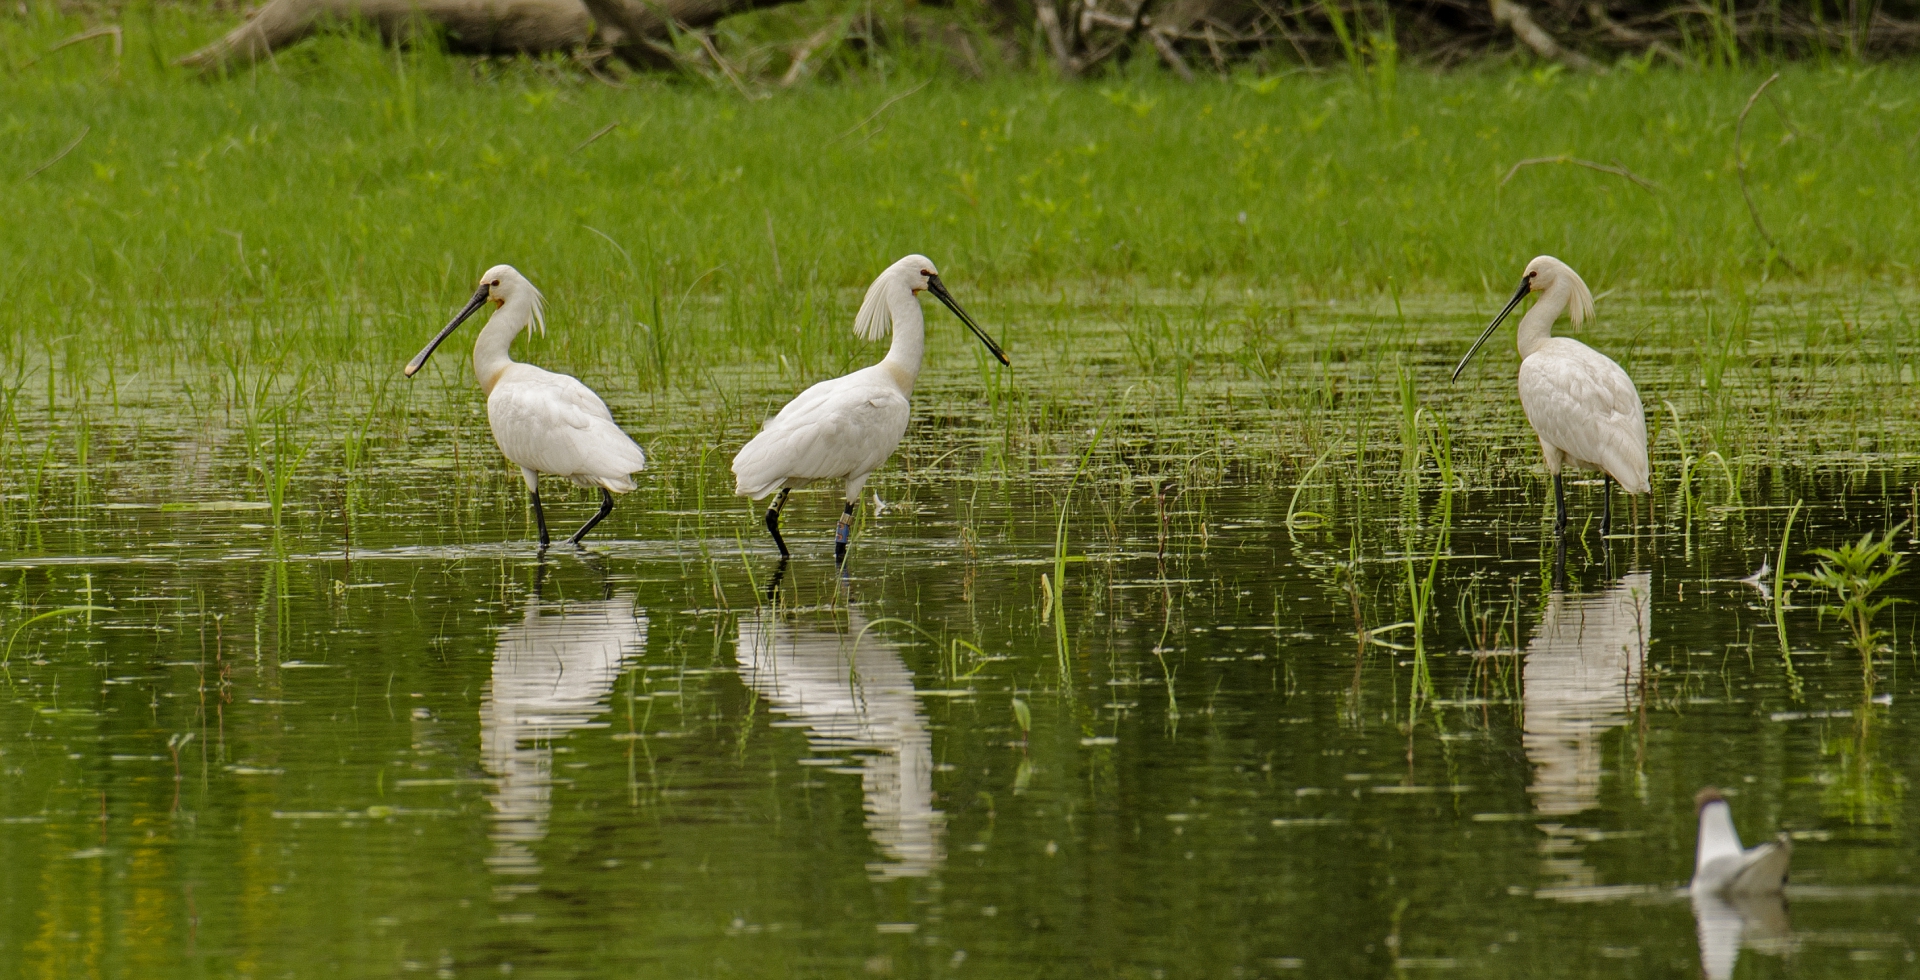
[7, 11, 1920, 314]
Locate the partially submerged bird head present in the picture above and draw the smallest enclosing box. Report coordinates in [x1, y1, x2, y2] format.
[1695, 786, 1728, 812]
[854, 254, 1009, 366]
[404, 264, 545, 378]
[1451, 255, 1594, 381]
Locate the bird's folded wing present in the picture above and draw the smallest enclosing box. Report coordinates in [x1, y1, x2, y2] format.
[734, 385, 909, 489]
[1519, 347, 1649, 488]
[490, 375, 645, 479]
[762, 374, 854, 430]
[1725, 839, 1791, 896]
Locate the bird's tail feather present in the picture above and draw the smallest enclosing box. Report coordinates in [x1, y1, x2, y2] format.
[732, 436, 785, 500]
[573, 440, 644, 493]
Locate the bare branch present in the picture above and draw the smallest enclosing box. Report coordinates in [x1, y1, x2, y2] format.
[1489, 0, 1600, 70]
[780, 14, 851, 87]
[1036, 1, 1078, 76]
[572, 121, 621, 152]
[21, 25, 123, 73]
[1735, 72, 1796, 274]
[833, 79, 932, 143]
[24, 126, 90, 182]
[693, 29, 759, 99]
[1150, 28, 1196, 80]
[1500, 154, 1660, 192]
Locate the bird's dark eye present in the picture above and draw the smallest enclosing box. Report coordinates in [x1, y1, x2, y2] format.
[491, 279, 501, 286]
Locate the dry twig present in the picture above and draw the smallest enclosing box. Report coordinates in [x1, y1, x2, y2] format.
[1489, 0, 1599, 70]
[24, 126, 90, 182]
[21, 25, 123, 73]
[833, 79, 931, 143]
[780, 15, 850, 86]
[1150, 28, 1196, 80]
[1735, 72, 1795, 273]
[572, 121, 621, 152]
[694, 30, 759, 99]
[1500, 154, 1659, 192]
[1036, 1, 1077, 76]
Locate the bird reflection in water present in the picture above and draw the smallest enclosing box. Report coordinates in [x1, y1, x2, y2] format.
[735, 608, 943, 879]
[1691, 788, 1794, 978]
[481, 593, 647, 892]
[1693, 887, 1793, 980]
[1523, 569, 1649, 892]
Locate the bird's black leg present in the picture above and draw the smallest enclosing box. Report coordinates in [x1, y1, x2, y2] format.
[765, 488, 791, 559]
[530, 488, 551, 548]
[834, 501, 856, 566]
[1553, 472, 1568, 538]
[1552, 536, 1569, 592]
[1601, 475, 1613, 538]
[568, 487, 616, 547]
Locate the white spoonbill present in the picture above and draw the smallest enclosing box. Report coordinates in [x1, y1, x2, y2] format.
[732, 254, 1008, 564]
[1453, 256, 1648, 537]
[1691, 787, 1791, 897]
[403, 265, 647, 548]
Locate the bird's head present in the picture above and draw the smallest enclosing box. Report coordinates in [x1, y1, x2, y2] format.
[1451, 255, 1594, 381]
[1695, 787, 1728, 813]
[853, 254, 1009, 366]
[1521, 256, 1593, 327]
[475, 264, 534, 307]
[403, 264, 543, 378]
[885, 254, 939, 295]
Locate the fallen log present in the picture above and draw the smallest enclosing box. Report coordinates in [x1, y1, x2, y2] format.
[177, 0, 595, 72]
[170, 0, 1920, 79]
[176, 0, 807, 75]
[1489, 0, 1599, 69]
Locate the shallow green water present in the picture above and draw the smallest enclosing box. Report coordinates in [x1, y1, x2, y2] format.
[2, 291, 1919, 979]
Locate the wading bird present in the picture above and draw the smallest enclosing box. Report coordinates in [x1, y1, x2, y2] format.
[733, 254, 1008, 565]
[404, 265, 647, 548]
[1691, 787, 1791, 896]
[1453, 256, 1648, 537]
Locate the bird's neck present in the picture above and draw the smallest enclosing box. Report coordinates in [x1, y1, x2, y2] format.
[1516, 282, 1571, 360]
[878, 289, 926, 393]
[1696, 802, 1744, 871]
[471, 296, 533, 395]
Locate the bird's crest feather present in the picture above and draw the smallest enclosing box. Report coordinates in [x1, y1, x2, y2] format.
[527, 283, 547, 337]
[853, 272, 893, 342]
[1564, 264, 1594, 327]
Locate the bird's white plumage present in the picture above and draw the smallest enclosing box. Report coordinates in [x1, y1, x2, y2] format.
[489, 362, 646, 493]
[1518, 337, 1650, 492]
[1692, 796, 1792, 897]
[1695, 799, 1747, 871]
[734, 369, 910, 501]
[853, 269, 899, 341]
[1487, 257, 1649, 494]
[733, 255, 938, 504]
[406, 264, 645, 544]
[458, 267, 644, 495]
